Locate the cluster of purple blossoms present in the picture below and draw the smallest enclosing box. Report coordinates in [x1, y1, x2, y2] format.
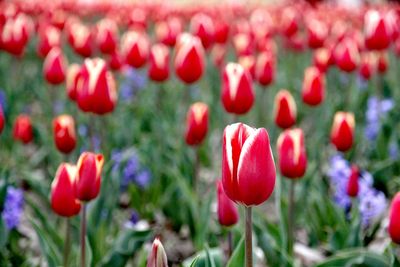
[77, 124, 101, 152]
[364, 96, 394, 142]
[120, 67, 148, 101]
[2, 186, 24, 230]
[111, 150, 152, 190]
[327, 154, 386, 226]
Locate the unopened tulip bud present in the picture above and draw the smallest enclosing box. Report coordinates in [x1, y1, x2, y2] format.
[346, 165, 359, 198]
[277, 128, 307, 179]
[0, 105, 4, 135]
[377, 52, 388, 74]
[221, 63, 254, 115]
[185, 102, 208, 146]
[155, 16, 183, 47]
[69, 23, 92, 58]
[301, 66, 325, 106]
[53, 115, 76, 154]
[51, 163, 81, 217]
[334, 38, 360, 73]
[74, 152, 104, 202]
[255, 51, 275, 87]
[389, 192, 400, 244]
[96, 18, 118, 54]
[222, 123, 276, 206]
[364, 10, 392, 51]
[147, 238, 168, 267]
[306, 17, 327, 49]
[217, 180, 239, 227]
[190, 13, 215, 49]
[281, 7, 298, 37]
[37, 25, 61, 58]
[148, 44, 170, 82]
[13, 114, 33, 144]
[122, 31, 150, 68]
[359, 53, 376, 80]
[43, 47, 67, 85]
[330, 112, 355, 152]
[274, 89, 296, 129]
[66, 64, 81, 101]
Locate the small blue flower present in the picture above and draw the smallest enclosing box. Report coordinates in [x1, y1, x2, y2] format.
[0, 89, 7, 110]
[129, 209, 140, 225]
[134, 169, 151, 189]
[364, 96, 394, 142]
[2, 186, 24, 230]
[119, 68, 148, 101]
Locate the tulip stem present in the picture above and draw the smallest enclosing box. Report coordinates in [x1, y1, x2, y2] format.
[228, 230, 233, 258]
[288, 180, 296, 256]
[193, 147, 200, 193]
[63, 218, 71, 267]
[245, 206, 253, 267]
[80, 204, 87, 267]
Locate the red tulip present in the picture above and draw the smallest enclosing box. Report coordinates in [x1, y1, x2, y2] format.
[274, 89, 296, 129]
[174, 33, 205, 84]
[53, 115, 76, 154]
[37, 25, 61, 58]
[313, 48, 331, 73]
[74, 152, 104, 202]
[364, 10, 392, 51]
[233, 33, 254, 56]
[155, 16, 183, 47]
[281, 7, 299, 37]
[346, 165, 359, 198]
[359, 52, 375, 80]
[76, 58, 118, 115]
[211, 44, 226, 68]
[148, 43, 170, 82]
[214, 19, 229, 44]
[146, 238, 168, 267]
[0, 104, 4, 135]
[222, 123, 276, 206]
[122, 30, 150, 69]
[108, 50, 124, 71]
[13, 114, 33, 144]
[1, 13, 33, 56]
[301, 66, 325, 106]
[255, 51, 275, 87]
[330, 111, 355, 152]
[185, 102, 209, 146]
[96, 18, 118, 54]
[221, 63, 254, 115]
[217, 180, 239, 227]
[306, 17, 327, 49]
[250, 8, 273, 41]
[238, 55, 256, 79]
[69, 23, 93, 58]
[190, 13, 215, 49]
[334, 38, 360, 73]
[377, 52, 388, 74]
[277, 128, 307, 179]
[43, 47, 67, 85]
[389, 192, 400, 244]
[51, 163, 81, 217]
[66, 63, 81, 101]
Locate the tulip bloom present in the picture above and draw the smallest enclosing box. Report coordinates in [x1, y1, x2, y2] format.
[0, 105, 4, 135]
[37, 25, 61, 58]
[277, 128, 307, 179]
[306, 17, 327, 49]
[301, 66, 325, 106]
[122, 31, 150, 69]
[211, 44, 226, 68]
[388, 192, 400, 244]
[96, 18, 118, 54]
[76, 58, 118, 115]
[330, 112, 355, 152]
[346, 165, 359, 198]
[217, 180, 239, 227]
[238, 55, 256, 79]
[364, 10, 392, 51]
[359, 53, 375, 80]
[1, 14, 33, 56]
[43, 47, 67, 85]
[53, 115, 77, 154]
[13, 114, 33, 144]
[147, 238, 168, 267]
[174, 33, 205, 84]
[221, 63, 254, 115]
[255, 51, 275, 87]
[51, 163, 81, 217]
[74, 152, 104, 202]
[281, 7, 298, 37]
[155, 16, 183, 47]
[274, 90, 296, 129]
[377, 52, 388, 74]
[69, 23, 93, 58]
[313, 48, 331, 73]
[190, 13, 215, 49]
[222, 123, 276, 206]
[148, 44, 170, 82]
[334, 38, 360, 73]
[66, 64, 81, 101]
[185, 102, 209, 146]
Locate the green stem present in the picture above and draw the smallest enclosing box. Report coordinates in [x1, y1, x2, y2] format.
[288, 180, 296, 256]
[245, 206, 253, 267]
[193, 147, 200, 193]
[227, 230, 233, 258]
[63, 218, 71, 267]
[80, 204, 86, 267]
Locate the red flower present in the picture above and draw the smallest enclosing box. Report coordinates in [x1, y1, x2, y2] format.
[211, 44, 226, 68]
[306, 17, 327, 49]
[389, 192, 400, 244]
[74, 152, 104, 202]
[238, 55, 256, 79]
[122, 30, 150, 69]
[330, 111, 355, 152]
[313, 47, 331, 73]
[37, 25, 61, 58]
[217, 180, 239, 227]
[148, 43, 170, 82]
[43, 47, 67, 85]
[155, 16, 183, 47]
[51, 163, 81, 217]
[301, 66, 325, 106]
[346, 165, 359, 198]
[146, 238, 168, 267]
[0, 104, 4, 135]
[255, 51, 275, 87]
[53, 115, 76, 154]
[66, 63, 81, 101]
[274, 89, 296, 129]
[281, 7, 299, 37]
[221, 63, 254, 115]
[68, 23, 93, 58]
[185, 102, 209, 146]
[214, 19, 230, 44]
[1, 14, 33, 56]
[174, 33, 205, 84]
[190, 13, 215, 50]
[277, 128, 307, 179]
[96, 18, 118, 55]
[359, 52, 375, 80]
[222, 123, 276, 206]
[13, 114, 33, 144]
[76, 58, 117, 115]
[364, 10, 393, 51]
[334, 37, 360, 73]
[377, 52, 388, 74]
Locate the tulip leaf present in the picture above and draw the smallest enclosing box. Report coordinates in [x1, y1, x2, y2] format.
[226, 236, 245, 267]
[314, 248, 391, 267]
[183, 248, 223, 267]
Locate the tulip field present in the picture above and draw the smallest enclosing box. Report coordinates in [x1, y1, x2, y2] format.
[1, 0, 400, 266]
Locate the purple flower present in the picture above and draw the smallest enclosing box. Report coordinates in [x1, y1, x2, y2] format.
[364, 96, 394, 142]
[120, 68, 148, 101]
[135, 170, 151, 189]
[129, 209, 140, 225]
[0, 89, 7, 111]
[2, 186, 24, 230]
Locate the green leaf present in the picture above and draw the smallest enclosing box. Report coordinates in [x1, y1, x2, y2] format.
[314, 249, 391, 267]
[226, 236, 245, 267]
[183, 248, 223, 267]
